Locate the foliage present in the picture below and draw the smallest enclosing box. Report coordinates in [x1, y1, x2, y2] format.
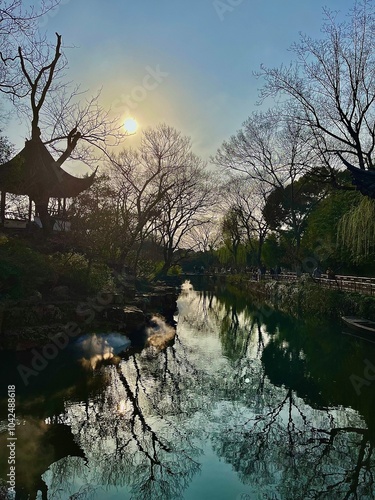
[302, 189, 360, 265]
[0, 237, 53, 300]
[298, 283, 350, 319]
[167, 265, 183, 276]
[261, 234, 284, 268]
[338, 196, 375, 263]
[0, 135, 13, 163]
[0, 235, 113, 301]
[219, 177, 269, 265]
[263, 175, 325, 240]
[347, 293, 375, 321]
[212, 5, 375, 271]
[246, 276, 375, 322]
[262, 279, 367, 320]
[220, 209, 244, 265]
[217, 242, 247, 267]
[48, 252, 111, 294]
[214, 109, 324, 267]
[68, 175, 119, 264]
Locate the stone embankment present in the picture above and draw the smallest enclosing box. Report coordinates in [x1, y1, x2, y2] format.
[232, 274, 375, 321]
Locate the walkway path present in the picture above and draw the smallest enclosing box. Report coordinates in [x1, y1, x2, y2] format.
[186, 271, 375, 296]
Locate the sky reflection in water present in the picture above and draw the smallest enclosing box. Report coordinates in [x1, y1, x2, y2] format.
[1, 280, 375, 499]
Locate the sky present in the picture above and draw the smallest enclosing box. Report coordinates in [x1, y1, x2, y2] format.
[8, 0, 356, 173]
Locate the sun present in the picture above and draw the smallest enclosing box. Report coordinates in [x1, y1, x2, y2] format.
[123, 117, 138, 134]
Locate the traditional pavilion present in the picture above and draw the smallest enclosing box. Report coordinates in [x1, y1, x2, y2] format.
[0, 128, 96, 231]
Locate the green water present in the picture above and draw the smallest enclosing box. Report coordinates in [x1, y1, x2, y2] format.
[1, 280, 375, 499]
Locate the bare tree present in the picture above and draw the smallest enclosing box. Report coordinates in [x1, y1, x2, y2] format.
[186, 219, 221, 254]
[0, 0, 61, 98]
[258, 1, 375, 172]
[155, 157, 215, 275]
[0, 33, 126, 232]
[214, 109, 315, 189]
[221, 177, 270, 266]
[17, 33, 125, 165]
[111, 124, 215, 275]
[110, 124, 188, 272]
[214, 111, 324, 263]
[220, 208, 246, 267]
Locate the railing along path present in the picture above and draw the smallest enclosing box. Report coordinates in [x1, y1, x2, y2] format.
[315, 274, 375, 295]
[261, 272, 375, 295]
[187, 271, 375, 296]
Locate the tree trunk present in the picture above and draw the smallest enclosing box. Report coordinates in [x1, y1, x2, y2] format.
[35, 199, 53, 235]
[156, 245, 174, 278]
[0, 191, 5, 224]
[257, 236, 264, 266]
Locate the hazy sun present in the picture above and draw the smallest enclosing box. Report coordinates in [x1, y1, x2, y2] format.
[123, 117, 138, 134]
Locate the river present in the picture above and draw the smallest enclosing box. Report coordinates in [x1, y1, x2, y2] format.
[1, 279, 375, 499]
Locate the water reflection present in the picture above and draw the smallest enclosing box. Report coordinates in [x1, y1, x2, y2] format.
[74, 332, 131, 369]
[0, 419, 84, 499]
[179, 282, 375, 498]
[0, 282, 374, 499]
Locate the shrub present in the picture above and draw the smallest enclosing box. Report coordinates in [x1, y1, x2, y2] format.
[167, 265, 182, 276]
[48, 252, 111, 294]
[0, 238, 53, 300]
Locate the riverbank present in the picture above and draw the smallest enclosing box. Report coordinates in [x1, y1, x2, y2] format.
[0, 279, 180, 350]
[225, 274, 375, 321]
[0, 234, 183, 350]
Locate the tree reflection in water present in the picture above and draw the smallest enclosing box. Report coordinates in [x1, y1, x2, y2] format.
[200, 284, 375, 499]
[1, 282, 375, 499]
[48, 327, 208, 499]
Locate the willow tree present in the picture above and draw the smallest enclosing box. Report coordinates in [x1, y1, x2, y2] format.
[338, 197, 375, 262]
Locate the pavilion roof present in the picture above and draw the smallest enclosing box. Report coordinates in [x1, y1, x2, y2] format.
[0, 136, 96, 200]
[338, 154, 375, 198]
[345, 163, 375, 198]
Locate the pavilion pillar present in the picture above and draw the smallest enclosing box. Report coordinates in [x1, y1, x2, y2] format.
[62, 198, 66, 217]
[0, 191, 5, 225]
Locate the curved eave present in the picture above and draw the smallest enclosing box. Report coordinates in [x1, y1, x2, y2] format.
[0, 138, 97, 199]
[338, 154, 375, 198]
[0, 148, 28, 195]
[47, 166, 97, 198]
[346, 164, 375, 198]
